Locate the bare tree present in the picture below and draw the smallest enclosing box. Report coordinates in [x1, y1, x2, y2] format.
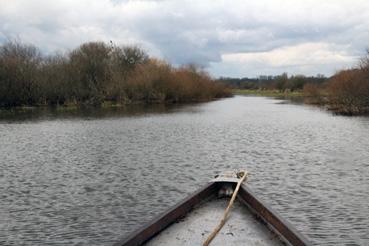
[0, 41, 42, 106]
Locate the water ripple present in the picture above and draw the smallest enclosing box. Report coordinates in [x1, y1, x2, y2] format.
[0, 96, 368, 245]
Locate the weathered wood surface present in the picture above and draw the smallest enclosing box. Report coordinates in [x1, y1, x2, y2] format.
[114, 182, 311, 246]
[113, 182, 217, 246]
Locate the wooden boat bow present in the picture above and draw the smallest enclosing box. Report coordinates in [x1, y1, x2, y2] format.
[114, 171, 311, 246]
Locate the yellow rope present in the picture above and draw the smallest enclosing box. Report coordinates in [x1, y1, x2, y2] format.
[203, 171, 248, 246]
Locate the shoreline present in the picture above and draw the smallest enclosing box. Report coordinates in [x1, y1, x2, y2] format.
[0, 97, 231, 113]
[233, 89, 369, 116]
[232, 89, 303, 98]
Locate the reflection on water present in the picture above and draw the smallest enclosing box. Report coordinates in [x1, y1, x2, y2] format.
[0, 96, 368, 245]
[0, 103, 192, 122]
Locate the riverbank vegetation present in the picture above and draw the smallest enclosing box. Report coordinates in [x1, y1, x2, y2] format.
[323, 53, 369, 115]
[233, 89, 303, 97]
[219, 73, 327, 92]
[221, 51, 369, 115]
[0, 41, 230, 108]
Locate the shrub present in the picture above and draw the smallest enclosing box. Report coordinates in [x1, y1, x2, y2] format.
[39, 54, 70, 105]
[67, 42, 113, 105]
[327, 68, 369, 114]
[0, 40, 230, 107]
[0, 41, 42, 106]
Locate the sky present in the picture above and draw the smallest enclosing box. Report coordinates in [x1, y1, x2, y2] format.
[1, 0, 369, 78]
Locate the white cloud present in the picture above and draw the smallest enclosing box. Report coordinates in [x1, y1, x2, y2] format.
[1, 0, 369, 77]
[222, 42, 357, 67]
[210, 43, 358, 77]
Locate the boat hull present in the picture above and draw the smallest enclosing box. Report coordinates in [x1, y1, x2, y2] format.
[114, 182, 311, 246]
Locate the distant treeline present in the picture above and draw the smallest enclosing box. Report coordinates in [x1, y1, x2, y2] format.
[0, 41, 230, 107]
[218, 73, 327, 92]
[219, 51, 369, 115]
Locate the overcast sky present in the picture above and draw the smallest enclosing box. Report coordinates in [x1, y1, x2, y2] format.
[1, 0, 369, 77]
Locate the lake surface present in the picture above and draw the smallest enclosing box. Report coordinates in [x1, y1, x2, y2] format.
[1, 96, 368, 245]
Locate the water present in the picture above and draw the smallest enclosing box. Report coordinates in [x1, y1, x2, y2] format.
[0, 96, 368, 245]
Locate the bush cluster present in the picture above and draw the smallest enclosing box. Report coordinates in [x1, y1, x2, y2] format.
[325, 51, 369, 115]
[0, 41, 230, 107]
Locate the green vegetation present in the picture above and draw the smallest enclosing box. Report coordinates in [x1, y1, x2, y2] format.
[0, 41, 230, 108]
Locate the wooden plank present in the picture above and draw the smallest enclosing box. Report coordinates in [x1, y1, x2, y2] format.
[238, 185, 311, 246]
[113, 182, 217, 246]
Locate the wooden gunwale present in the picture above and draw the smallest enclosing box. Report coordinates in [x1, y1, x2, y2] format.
[113, 182, 217, 246]
[114, 181, 311, 246]
[238, 185, 311, 246]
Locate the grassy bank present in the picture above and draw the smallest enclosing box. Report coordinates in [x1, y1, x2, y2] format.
[233, 89, 303, 98]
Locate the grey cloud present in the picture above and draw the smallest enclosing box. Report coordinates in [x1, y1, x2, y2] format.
[1, 0, 369, 76]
